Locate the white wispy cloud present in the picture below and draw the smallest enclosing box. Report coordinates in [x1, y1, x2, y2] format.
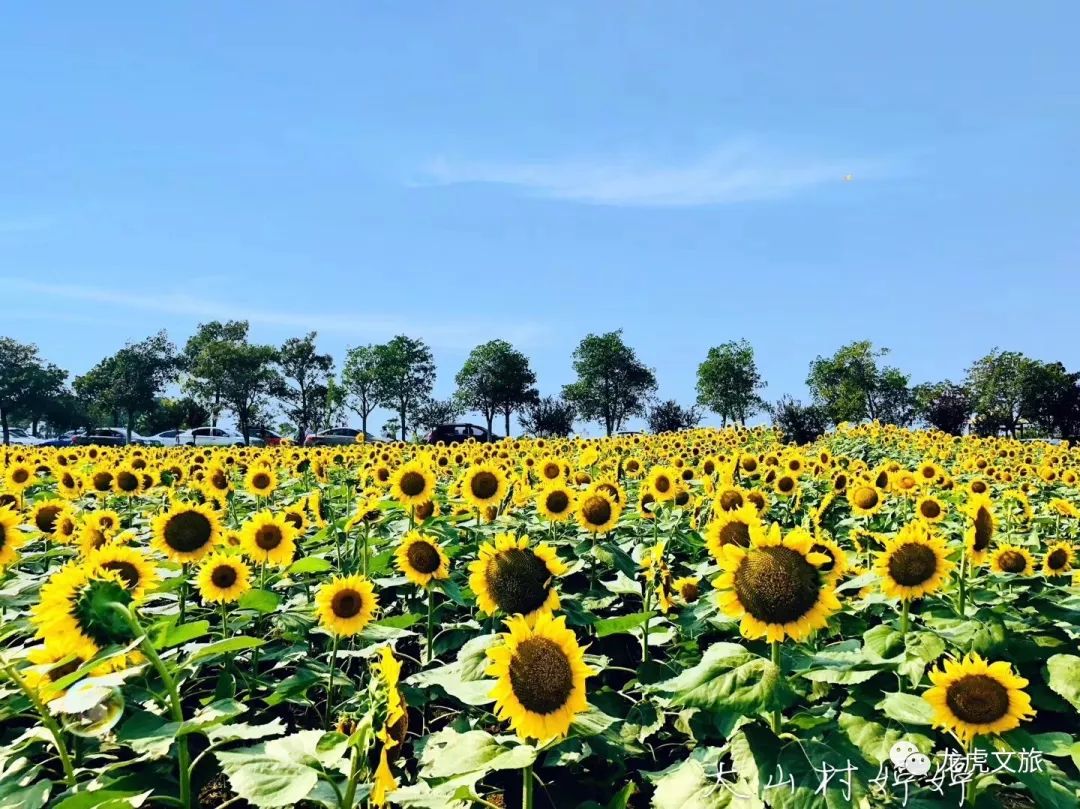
[422, 140, 888, 207]
[2, 279, 547, 350]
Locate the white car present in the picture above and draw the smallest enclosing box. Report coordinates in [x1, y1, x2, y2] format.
[5, 427, 42, 446]
[176, 427, 265, 447]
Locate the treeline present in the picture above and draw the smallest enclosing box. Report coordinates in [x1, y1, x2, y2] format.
[1, 328, 1077, 445]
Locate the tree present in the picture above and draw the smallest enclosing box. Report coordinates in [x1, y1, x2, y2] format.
[965, 349, 1035, 438]
[1019, 361, 1080, 439]
[771, 396, 829, 445]
[380, 418, 401, 442]
[0, 338, 66, 444]
[695, 340, 766, 425]
[562, 331, 657, 436]
[182, 320, 250, 425]
[519, 395, 576, 438]
[138, 397, 210, 435]
[341, 345, 381, 436]
[276, 332, 334, 444]
[455, 340, 538, 437]
[73, 331, 178, 440]
[409, 397, 464, 437]
[647, 400, 701, 433]
[219, 343, 281, 444]
[372, 336, 436, 441]
[14, 361, 67, 437]
[806, 340, 912, 425]
[913, 381, 972, 435]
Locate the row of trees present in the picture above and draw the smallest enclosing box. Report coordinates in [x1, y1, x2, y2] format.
[3, 328, 1078, 445]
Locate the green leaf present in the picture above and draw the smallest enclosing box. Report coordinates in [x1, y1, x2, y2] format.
[593, 611, 654, 638]
[897, 632, 946, 687]
[407, 634, 497, 705]
[836, 705, 933, 767]
[649, 747, 746, 809]
[224, 758, 318, 808]
[154, 619, 210, 649]
[419, 728, 536, 780]
[187, 636, 265, 665]
[286, 557, 332, 575]
[1045, 654, 1080, 710]
[877, 692, 934, 725]
[53, 791, 152, 809]
[376, 613, 422, 630]
[0, 780, 50, 809]
[649, 642, 797, 715]
[238, 589, 280, 614]
[862, 624, 903, 660]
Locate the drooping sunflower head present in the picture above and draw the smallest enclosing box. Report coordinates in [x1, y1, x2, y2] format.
[536, 485, 575, 522]
[714, 524, 840, 643]
[924, 652, 1035, 743]
[1043, 541, 1074, 577]
[874, 521, 955, 601]
[151, 500, 221, 563]
[240, 510, 299, 568]
[461, 463, 508, 510]
[704, 502, 763, 563]
[989, 545, 1035, 576]
[196, 552, 252, 604]
[395, 531, 449, 587]
[486, 612, 594, 741]
[575, 490, 621, 534]
[314, 575, 377, 636]
[390, 460, 436, 508]
[469, 533, 567, 623]
[31, 564, 135, 655]
[963, 494, 996, 564]
[673, 575, 701, 604]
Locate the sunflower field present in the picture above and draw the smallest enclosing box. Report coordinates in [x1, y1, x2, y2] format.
[2, 425, 1080, 809]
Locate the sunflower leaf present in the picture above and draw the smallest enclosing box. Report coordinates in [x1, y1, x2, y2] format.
[1044, 654, 1080, 711]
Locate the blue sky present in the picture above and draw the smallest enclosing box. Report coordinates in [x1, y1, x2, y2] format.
[2, 4, 1078, 434]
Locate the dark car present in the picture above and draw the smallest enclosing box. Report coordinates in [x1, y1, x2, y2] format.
[304, 427, 381, 446]
[424, 423, 501, 444]
[247, 427, 283, 446]
[72, 427, 129, 447]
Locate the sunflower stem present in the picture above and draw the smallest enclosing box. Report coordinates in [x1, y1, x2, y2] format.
[325, 632, 340, 730]
[178, 563, 189, 624]
[111, 604, 191, 809]
[1, 661, 77, 788]
[426, 584, 435, 664]
[957, 549, 967, 617]
[522, 762, 534, 809]
[641, 586, 651, 663]
[900, 598, 910, 639]
[770, 640, 782, 734]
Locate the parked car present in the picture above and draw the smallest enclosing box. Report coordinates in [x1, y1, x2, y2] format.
[304, 427, 381, 446]
[5, 427, 43, 446]
[36, 435, 76, 447]
[247, 427, 284, 446]
[72, 427, 162, 447]
[150, 429, 184, 445]
[175, 427, 264, 447]
[424, 423, 501, 444]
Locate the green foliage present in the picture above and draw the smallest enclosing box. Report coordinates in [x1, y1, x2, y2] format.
[454, 339, 537, 435]
[806, 340, 913, 426]
[696, 339, 766, 425]
[562, 330, 657, 435]
[371, 335, 436, 440]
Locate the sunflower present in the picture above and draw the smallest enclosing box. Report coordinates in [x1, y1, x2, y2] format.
[536, 456, 566, 484]
[704, 503, 763, 562]
[4, 462, 35, 493]
[1043, 541, 1074, 576]
[196, 553, 253, 603]
[390, 460, 436, 508]
[0, 506, 27, 567]
[244, 466, 278, 498]
[923, 652, 1035, 743]
[469, 533, 567, 623]
[20, 645, 94, 698]
[963, 494, 996, 565]
[847, 481, 884, 517]
[1047, 498, 1080, 519]
[86, 544, 159, 602]
[147, 498, 220, 561]
[29, 499, 66, 536]
[714, 485, 748, 512]
[989, 545, 1035, 576]
[536, 484, 575, 522]
[644, 466, 678, 503]
[394, 531, 449, 587]
[112, 465, 142, 496]
[53, 508, 79, 545]
[56, 468, 83, 499]
[85, 509, 121, 537]
[314, 575, 377, 636]
[808, 534, 848, 584]
[915, 495, 947, 524]
[773, 474, 798, 498]
[485, 612, 594, 741]
[672, 575, 701, 604]
[201, 464, 233, 502]
[874, 521, 954, 600]
[461, 463, 508, 510]
[240, 510, 299, 568]
[31, 563, 134, 656]
[282, 501, 308, 532]
[714, 524, 840, 642]
[575, 490, 621, 534]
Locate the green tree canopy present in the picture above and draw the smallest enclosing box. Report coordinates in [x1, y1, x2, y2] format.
[965, 349, 1035, 437]
[0, 337, 67, 444]
[276, 332, 334, 443]
[372, 335, 436, 441]
[806, 340, 913, 426]
[562, 331, 656, 436]
[341, 344, 381, 435]
[181, 320, 250, 425]
[913, 381, 972, 435]
[455, 339, 538, 437]
[519, 395, 576, 438]
[695, 339, 766, 425]
[647, 400, 701, 434]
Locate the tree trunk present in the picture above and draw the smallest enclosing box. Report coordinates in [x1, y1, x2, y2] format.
[486, 413, 494, 436]
[126, 411, 134, 441]
[361, 410, 368, 436]
[400, 407, 407, 442]
[1, 409, 8, 445]
[504, 410, 511, 438]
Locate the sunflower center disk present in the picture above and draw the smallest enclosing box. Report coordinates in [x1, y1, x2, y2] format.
[164, 511, 213, 553]
[734, 546, 821, 625]
[101, 561, 140, 589]
[545, 491, 569, 513]
[399, 472, 427, 497]
[211, 565, 238, 589]
[999, 551, 1026, 572]
[718, 490, 743, 511]
[470, 472, 499, 500]
[36, 506, 61, 532]
[1048, 549, 1068, 569]
[852, 487, 878, 509]
[485, 548, 551, 615]
[581, 496, 611, 526]
[252, 473, 271, 490]
[332, 589, 364, 619]
[887, 542, 938, 586]
[719, 521, 751, 548]
[406, 541, 441, 574]
[255, 526, 283, 550]
[946, 675, 1010, 725]
[508, 637, 574, 715]
[920, 501, 941, 519]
